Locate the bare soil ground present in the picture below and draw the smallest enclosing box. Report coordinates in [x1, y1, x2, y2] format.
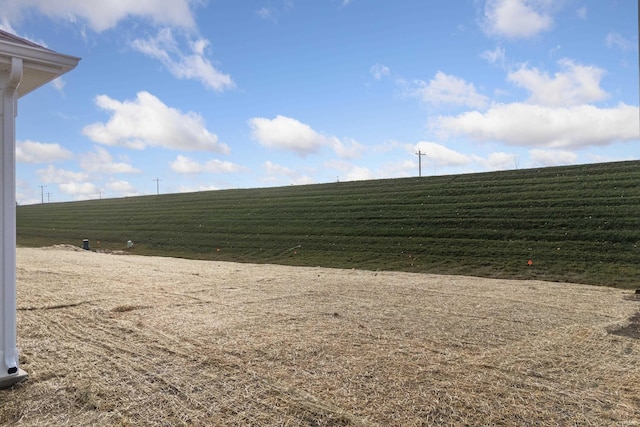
[2, 246, 639, 426]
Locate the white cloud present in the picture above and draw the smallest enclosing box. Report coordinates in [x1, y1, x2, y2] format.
[36, 165, 88, 184]
[529, 149, 578, 167]
[507, 59, 608, 107]
[203, 159, 243, 173]
[372, 139, 405, 154]
[483, 152, 519, 170]
[249, 115, 359, 158]
[431, 102, 638, 149]
[0, 17, 17, 34]
[370, 63, 390, 80]
[329, 137, 365, 160]
[131, 28, 234, 92]
[51, 77, 66, 93]
[480, 46, 506, 65]
[412, 72, 488, 109]
[59, 181, 98, 197]
[414, 141, 475, 167]
[170, 155, 244, 174]
[373, 159, 413, 178]
[605, 32, 634, 51]
[176, 184, 220, 193]
[105, 179, 137, 195]
[249, 115, 324, 155]
[264, 160, 296, 177]
[79, 147, 141, 174]
[344, 166, 374, 181]
[16, 140, 73, 163]
[483, 0, 553, 39]
[256, 7, 276, 22]
[171, 155, 202, 174]
[0, 0, 197, 32]
[263, 161, 314, 185]
[83, 91, 230, 153]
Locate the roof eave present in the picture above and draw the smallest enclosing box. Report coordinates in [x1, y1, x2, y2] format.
[0, 39, 81, 97]
[0, 39, 80, 67]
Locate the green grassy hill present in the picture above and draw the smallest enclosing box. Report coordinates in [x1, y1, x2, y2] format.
[17, 161, 640, 288]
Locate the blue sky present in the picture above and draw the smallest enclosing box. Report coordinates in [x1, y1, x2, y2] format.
[1, 0, 638, 204]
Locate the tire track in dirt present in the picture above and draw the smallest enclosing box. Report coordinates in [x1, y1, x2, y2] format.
[10, 247, 640, 426]
[18, 303, 371, 426]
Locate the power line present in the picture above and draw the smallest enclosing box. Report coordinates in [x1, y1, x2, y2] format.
[415, 150, 426, 177]
[38, 185, 46, 204]
[153, 178, 161, 195]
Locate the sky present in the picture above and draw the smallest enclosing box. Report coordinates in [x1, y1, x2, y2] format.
[1, 0, 638, 204]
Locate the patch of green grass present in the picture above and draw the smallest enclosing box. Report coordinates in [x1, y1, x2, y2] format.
[17, 161, 640, 288]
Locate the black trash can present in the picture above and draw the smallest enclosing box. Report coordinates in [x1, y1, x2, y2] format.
[82, 239, 89, 250]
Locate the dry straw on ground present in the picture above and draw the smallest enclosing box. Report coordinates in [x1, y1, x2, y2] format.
[1, 246, 639, 426]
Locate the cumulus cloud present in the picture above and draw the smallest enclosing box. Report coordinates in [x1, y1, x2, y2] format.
[249, 115, 361, 158]
[131, 28, 234, 92]
[483, 0, 553, 39]
[344, 166, 375, 181]
[256, 7, 276, 22]
[83, 91, 230, 153]
[37, 165, 88, 184]
[370, 63, 390, 80]
[0, 0, 197, 32]
[170, 155, 202, 174]
[263, 161, 314, 185]
[106, 179, 137, 196]
[199, 159, 244, 173]
[249, 115, 324, 155]
[382, 158, 416, 175]
[176, 184, 219, 193]
[35, 165, 98, 199]
[529, 149, 578, 167]
[59, 181, 98, 197]
[480, 46, 506, 65]
[0, 17, 17, 34]
[411, 72, 488, 109]
[78, 147, 141, 174]
[329, 137, 364, 160]
[414, 141, 476, 167]
[264, 160, 297, 177]
[431, 102, 638, 149]
[605, 32, 635, 51]
[508, 59, 608, 107]
[170, 155, 244, 174]
[483, 152, 519, 170]
[16, 140, 73, 163]
[50, 77, 66, 93]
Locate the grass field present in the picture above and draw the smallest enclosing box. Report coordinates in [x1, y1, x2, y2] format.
[2, 247, 639, 425]
[17, 160, 640, 288]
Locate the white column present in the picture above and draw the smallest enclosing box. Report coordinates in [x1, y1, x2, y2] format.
[0, 56, 26, 388]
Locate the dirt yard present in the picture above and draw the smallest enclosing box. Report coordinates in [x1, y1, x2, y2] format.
[1, 246, 639, 426]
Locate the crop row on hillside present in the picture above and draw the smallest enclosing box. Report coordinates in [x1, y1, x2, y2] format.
[17, 161, 640, 288]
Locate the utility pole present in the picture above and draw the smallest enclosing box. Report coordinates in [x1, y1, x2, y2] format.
[415, 150, 426, 177]
[38, 185, 46, 204]
[46, 192, 51, 203]
[153, 178, 161, 195]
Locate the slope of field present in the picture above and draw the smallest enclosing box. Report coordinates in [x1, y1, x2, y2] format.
[17, 161, 640, 287]
[2, 247, 639, 425]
